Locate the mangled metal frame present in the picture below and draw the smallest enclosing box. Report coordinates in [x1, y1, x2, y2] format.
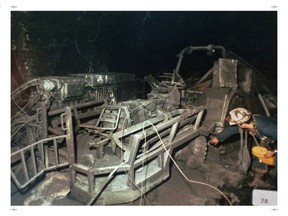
[11, 44, 277, 205]
[69, 106, 204, 205]
[10, 73, 136, 192]
[11, 107, 76, 189]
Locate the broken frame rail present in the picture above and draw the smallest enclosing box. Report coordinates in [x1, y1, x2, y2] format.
[11, 107, 75, 190]
[70, 106, 205, 205]
[11, 99, 105, 191]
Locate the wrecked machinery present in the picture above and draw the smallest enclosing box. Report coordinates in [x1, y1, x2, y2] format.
[171, 45, 277, 172]
[11, 73, 138, 198]
[11, 45, 277, 205]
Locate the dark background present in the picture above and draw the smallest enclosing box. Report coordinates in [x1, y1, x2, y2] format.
[11, 11, 277, 87]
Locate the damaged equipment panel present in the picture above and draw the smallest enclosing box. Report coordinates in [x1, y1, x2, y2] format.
[11, 45, 277, 205]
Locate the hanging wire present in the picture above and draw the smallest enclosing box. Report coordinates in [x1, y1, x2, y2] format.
[142, 120, 232, 205]
[88, 13, 106, 43]
[121, 118, 151, 205]
[75, 35, 94, 66]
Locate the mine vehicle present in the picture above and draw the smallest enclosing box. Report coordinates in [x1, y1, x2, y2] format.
[11, 45, 276, 205]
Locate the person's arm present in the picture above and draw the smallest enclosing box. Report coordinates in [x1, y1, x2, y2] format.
[254, 115, 277, 140]
[208, 125, 240, 145]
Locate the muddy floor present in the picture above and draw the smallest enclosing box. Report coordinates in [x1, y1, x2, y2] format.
[11, 141, 277, 206]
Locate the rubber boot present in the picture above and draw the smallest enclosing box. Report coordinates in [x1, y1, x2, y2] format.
[247, 168, 268, 187]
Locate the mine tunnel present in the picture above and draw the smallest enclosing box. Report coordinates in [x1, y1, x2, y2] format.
[10, 11, 277, 206]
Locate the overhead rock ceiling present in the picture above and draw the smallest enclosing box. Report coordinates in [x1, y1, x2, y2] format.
[11, 11, 277, 90]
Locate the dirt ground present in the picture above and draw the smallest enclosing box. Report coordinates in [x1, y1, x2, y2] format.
[130, 143, 277, 206]
[11, 138, 277, 207]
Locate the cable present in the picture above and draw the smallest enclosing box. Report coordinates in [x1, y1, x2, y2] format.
[124, 167, 151, 205]
[11, 116, 36, 139]
[87, 161, 126, 205]
[120, 118, 150, 205]
[75, 35, 94, 66]
[142, 120, 232, 205]
[85, 160, 150, 205]
[92, 118, 150, 205]
[142, 12, 150, 25]
[88, 13, 106, 43]
[11, 79, 41, 96]
[139, 125, 149, 205]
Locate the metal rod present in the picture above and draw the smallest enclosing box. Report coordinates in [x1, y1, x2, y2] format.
[258, 92, 271, 116]
[30, 147, 38, 176]
[20, 151, 29, 181]
[53, 138, 59, 166]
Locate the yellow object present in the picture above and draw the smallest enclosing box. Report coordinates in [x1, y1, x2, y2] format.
[252, 146, 275, 166]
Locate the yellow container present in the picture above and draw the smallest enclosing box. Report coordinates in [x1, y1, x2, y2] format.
[252, 146, 275, 166]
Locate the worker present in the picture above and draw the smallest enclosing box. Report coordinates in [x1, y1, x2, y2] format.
[208, 107, 277, 187]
